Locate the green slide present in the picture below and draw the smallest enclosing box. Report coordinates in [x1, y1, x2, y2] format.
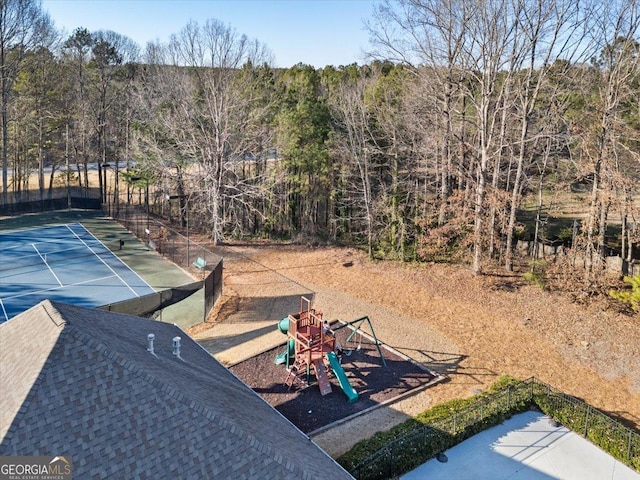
[277, 317, 289, 334]
[275, 350, 287, 365]
[275, 317, 290, 364]
[326, 352, 359, 403]
[275, 339, 295, 365]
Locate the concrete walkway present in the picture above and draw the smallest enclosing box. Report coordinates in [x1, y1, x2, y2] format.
[402, 411, 640, 480]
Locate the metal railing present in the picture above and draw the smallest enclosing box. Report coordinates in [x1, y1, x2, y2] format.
[350, 377, 640, 480]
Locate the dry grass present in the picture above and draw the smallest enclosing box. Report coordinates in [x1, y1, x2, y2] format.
[192, 242, 639, 457]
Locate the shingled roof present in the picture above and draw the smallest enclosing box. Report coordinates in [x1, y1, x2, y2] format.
[0, 300, 354, 479]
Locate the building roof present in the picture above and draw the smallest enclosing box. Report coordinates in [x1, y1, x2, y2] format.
[0, 300, 353, 479]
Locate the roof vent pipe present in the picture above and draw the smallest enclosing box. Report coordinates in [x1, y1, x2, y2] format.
[147, 334, 155, 354]
[172, 336, 181, 357]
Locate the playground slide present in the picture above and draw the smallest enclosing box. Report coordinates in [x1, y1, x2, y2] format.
[275, 338, 295, 365]
[275, 351, 288, 365]
[326, 352, 359, 404]
[277, 317, 289, 334]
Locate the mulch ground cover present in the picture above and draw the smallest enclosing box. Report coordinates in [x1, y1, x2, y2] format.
[229, 323, 441, 434]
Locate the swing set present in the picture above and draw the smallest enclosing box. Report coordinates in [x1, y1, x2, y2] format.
[331, 315, 387, 367]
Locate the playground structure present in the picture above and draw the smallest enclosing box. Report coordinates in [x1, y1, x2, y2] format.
[275, 297, 358, 402]
[275, 297, 387, 404]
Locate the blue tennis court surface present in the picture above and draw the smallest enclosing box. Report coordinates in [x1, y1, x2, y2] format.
[0, 223, 156, 322]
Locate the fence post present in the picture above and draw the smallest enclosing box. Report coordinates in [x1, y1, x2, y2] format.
[530, 378, 534, 402]
[627, 430, 632, 463]
[547, 383, 551, 414]
[423, 425, 427, 452]
[584, 405, 590, 438]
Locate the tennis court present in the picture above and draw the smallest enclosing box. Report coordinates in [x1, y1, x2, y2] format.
[0, 223, 156, 322]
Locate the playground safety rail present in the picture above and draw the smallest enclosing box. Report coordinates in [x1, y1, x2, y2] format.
[349, 377, 640, 480]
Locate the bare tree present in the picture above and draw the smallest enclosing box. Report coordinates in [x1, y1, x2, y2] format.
[89, 30, 139, 203]
[328, 67, 379, 257]
[503, 0, 588, 271]
[62, 27, 94, 190]
[371, 0, 530, 273]
[18, 18, 60, 202]
[134, 19, 273, 243]
[366, 0, 626, 276]
[368, 0, 470, 230]
[573, 1, 640, 275]
[0, 0, 47, 204]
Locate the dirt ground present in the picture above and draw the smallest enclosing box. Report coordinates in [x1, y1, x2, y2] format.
[189, 242, 640, 458]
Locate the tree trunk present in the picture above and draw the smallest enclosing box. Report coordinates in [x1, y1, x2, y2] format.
[473, 147, 489, 275]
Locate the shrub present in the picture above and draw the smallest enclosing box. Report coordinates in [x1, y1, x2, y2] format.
[535, 391, 640, 471]
[523, 260, 547, 289]
[340, 377, 640, 479]
[338, 376, 528, 477]
[609, 274, 640, 312]
[558, 227, 574, 246]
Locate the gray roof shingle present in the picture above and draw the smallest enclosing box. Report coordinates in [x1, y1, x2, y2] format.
[0, 300, 353, 479]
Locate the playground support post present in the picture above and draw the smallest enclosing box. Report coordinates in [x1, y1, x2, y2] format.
[339, 316, 387, 367]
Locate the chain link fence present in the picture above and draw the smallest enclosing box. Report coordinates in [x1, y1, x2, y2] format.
[113, 203, 221, 272]
[108, 203, 223, 319]
[0, 187, 101, 216]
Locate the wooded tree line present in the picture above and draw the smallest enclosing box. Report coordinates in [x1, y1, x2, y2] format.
[2, 0, 639, 278]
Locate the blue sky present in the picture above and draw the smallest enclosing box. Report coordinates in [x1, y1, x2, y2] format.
[41, 0, 377, 68]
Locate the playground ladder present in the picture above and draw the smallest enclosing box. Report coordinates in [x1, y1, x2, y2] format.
[283, 362, 305, 390]
[312, 359, 333, 396]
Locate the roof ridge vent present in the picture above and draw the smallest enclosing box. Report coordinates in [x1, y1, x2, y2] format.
[172, 336, 182, 358]
[147, 333, 155, 355]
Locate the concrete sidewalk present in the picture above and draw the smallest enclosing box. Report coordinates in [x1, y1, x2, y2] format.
[402, 411, 639, 480]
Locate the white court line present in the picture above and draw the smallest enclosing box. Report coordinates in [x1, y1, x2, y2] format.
[32, 243, 63, 287]
[1, 274, 122, 302]
[71, 223, 154, 290]
[2, 223, 74, 232]
[0, 299, 8, 322]
[1, 236, 70, 255]
[65, 224, 142, 297]
[0, 224, 86, 256]
[0, 223, 70, 236]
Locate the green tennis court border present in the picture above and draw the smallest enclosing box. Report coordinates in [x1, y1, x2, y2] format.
[0, 222, 156, 321]
[0, 210, 204, 329]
